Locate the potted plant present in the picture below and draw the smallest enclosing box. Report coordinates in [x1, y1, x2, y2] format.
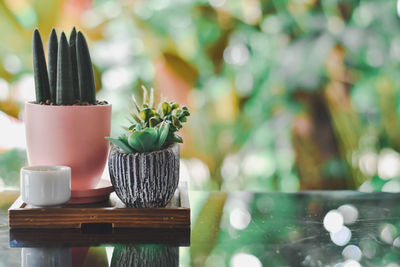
[107, 86, 190, 208]
[25, 28, 112, 191]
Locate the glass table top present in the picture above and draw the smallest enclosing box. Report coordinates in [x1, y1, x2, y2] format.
[1, 190, 400, 266]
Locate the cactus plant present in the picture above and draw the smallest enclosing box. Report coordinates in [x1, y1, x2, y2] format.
[106, 86, 190, 153]
[32, 28, 98, 105]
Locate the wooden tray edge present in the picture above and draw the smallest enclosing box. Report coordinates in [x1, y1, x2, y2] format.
[9, 182, 190, 229]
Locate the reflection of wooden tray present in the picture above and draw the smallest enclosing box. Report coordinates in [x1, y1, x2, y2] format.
[10, 227, 190, 247]
[9, 183, 190, 230]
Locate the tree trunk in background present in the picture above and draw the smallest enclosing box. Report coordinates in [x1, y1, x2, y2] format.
[323, 45, 366, 189]
[292, 92, 347, 190]
[292, 44, 368, 190]
[376, 76, 400, 151]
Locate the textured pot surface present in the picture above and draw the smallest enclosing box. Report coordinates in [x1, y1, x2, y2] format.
[111, 245, 178, 267]
[25, 102, 112, 190]
[108, 144, 179, 208]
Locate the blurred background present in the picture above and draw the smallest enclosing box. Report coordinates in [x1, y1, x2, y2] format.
[1, 0, 400, 192]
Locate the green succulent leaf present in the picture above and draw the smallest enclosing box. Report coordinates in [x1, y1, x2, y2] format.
[172, 116, 182, 129]
[130, 110, 143, 125]
[119, 134, 131, 146]
[140, 108, 156, 122]
[149, 87, 154, 108]
[128, 128, 160, 152]
[182, 110, 190, 117]
[106, 137, 134, 153]
[171, 103, 179, 111]
[161, 102, 171, 116]
[158, 121, 170, 148]
[156, 102, 162, 114]
[135, 124, 143, 131]
[149, 116, 162, 127]
[173, 134, 183, 143]
[131, 94, 141, 113]
[142, 85, 149, 106]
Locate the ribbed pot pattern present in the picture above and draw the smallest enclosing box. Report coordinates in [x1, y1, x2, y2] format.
[108, 144, 179, 208]
[111, 245, 179, 267]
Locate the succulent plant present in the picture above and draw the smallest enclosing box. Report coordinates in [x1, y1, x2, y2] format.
[32, 28, 97, 105]
[106, 86, 190, 153]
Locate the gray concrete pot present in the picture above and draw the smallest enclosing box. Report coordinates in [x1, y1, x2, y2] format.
[108, 144, 179, 208]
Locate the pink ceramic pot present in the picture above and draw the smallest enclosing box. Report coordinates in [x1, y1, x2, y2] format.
[24, 102, 112, 191]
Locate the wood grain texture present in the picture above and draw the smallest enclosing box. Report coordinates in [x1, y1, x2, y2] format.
[9, 183, 190, 230]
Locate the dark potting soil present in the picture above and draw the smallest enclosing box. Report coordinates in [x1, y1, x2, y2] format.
[38, 99, 109, 106]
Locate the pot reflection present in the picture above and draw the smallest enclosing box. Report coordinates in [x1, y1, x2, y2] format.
[21, 247, 72, 267]
[111, 245, 179, 267]
[21, 247, 109, 267]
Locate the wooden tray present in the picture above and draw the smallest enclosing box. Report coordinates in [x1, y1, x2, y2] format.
[9, 182, 190, 230]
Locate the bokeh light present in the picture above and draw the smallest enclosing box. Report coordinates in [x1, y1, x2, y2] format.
[230, 253, 262, 267]
[380, 224, 397, 244]
[330, 226, 351, 246]
[338, 205, 358, 225]
[230, 208, 251, 230]
[323, 210, 344, 233]
[342, 245, 362, 261]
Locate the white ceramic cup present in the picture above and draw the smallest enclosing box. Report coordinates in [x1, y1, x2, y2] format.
[20, 165, 71, 207]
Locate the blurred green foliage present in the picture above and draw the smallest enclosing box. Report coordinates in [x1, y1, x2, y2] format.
[0, 149, 26, 187]
[0, 0, 400, 191]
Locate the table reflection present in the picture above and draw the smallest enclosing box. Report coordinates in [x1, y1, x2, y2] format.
[4, 190, 400, 266]
[190, 191, 400, 266]
[22, 248, 72, 267]
[20, 245, 179, 267]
